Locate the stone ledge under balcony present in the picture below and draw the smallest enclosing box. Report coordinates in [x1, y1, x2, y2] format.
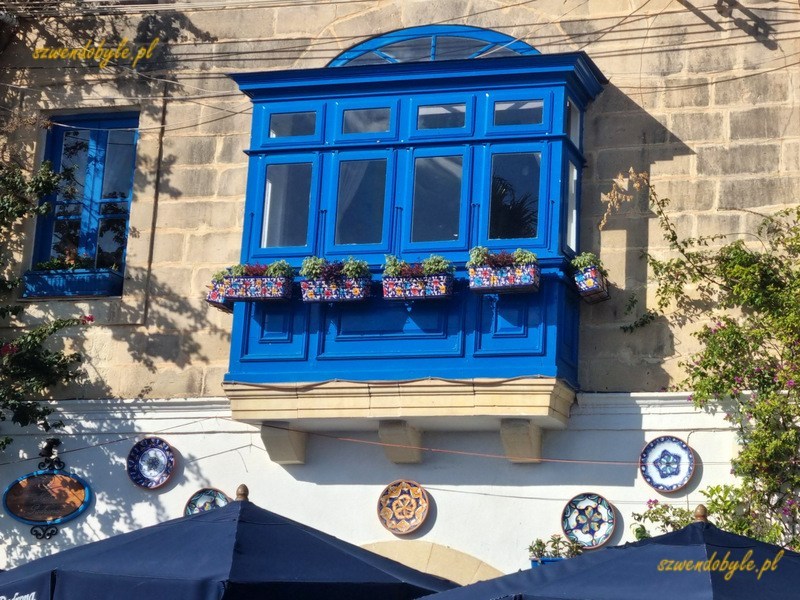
[224, 377, 575, 464]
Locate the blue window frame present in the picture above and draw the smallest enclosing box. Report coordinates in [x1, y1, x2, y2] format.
[26, 112, 139, 298]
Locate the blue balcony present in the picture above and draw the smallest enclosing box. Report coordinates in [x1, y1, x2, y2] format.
[223, 31, 605, 461]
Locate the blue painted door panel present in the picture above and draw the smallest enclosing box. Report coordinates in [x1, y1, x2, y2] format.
[228, 276, 578, 385]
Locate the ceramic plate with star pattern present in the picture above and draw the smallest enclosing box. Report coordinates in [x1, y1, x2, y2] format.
[640, 436, 695, 493]
[127, 437, 175, 490]
[562, 492, 616, 549]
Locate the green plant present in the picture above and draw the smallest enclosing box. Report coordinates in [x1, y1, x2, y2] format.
[1, 161, 91, 450]
[570, 252, 608, 277]
[301, 256, 370, 280]
[383, 255, 405, 277]
[467, 246, 538, 268]
[617, 169, 800, 547]
[212, 260, 294, 283]
[527, 534, 583, 560]
[264, 260, 293, 278]
[33, 254, 94, 271]
[630, 499, 693, 541]
[513, 248, 538, 265]
[466, 246, 490, 268]
[383, 255, 454, 277]
[299, 256, 326, 279]
[341, 257, 370, 279]
[421, 255, 454, 276]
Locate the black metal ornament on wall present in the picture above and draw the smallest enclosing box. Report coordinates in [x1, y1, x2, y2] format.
[38, 437, 65, 471]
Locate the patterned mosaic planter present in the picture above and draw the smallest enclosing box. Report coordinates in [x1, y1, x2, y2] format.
[573, 266, 609, 304]
[300, 277, 371, 302]
[382, 275, 454, 300]
[205, 276, 292, 312]
[468, 263, 540, 293]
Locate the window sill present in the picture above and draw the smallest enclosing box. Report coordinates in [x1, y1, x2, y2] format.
[21, 269, 124, 299]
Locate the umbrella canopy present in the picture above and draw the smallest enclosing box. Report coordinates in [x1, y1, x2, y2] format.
[0, 491, 456, 600]
[427, 520, 800, 600]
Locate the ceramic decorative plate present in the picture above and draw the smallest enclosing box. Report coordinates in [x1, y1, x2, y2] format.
[640, 436, 695, 492]
[184, 488, 230, 515]
[562, 492, 616, 549]
[377, 480, 429, 535]
[127, 437, 175, 489]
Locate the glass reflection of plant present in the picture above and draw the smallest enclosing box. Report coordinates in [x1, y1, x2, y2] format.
[489, 176, 537, 239]
[96, 202, 129, 270]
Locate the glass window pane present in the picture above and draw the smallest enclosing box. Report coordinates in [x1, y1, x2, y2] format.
[59, 129, 90, 202]
[567, 98, 581, 146]
[417, 104, 466, 130]
[381, 37, 432, 63]
[51, 219, 82, 261]
[489, 152, 540, 239]
[342, 108, 391, 134]
[412, 155, 462, 243]
[55, 203, 82, 217]
[435, 37, 491, 61]
[493, 100, 544, 126]
[100, 201, 129, 216]
[335, 159, 387, 245]
[269, 112, 316, 138]
[346, 52, 392, 66]
[101, 130, 136, 199]
[478, 46, 522, 59]
[262, 163, 312, 247]
[96, 218, 127, 269]
[566, 162, 578, 252]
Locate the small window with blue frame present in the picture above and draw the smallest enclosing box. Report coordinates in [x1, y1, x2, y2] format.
[24, 112, 139, 298]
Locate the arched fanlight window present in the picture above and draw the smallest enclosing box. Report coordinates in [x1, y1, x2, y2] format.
[328, 24, 538, 67]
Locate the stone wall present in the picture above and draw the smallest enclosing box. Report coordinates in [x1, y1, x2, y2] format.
[0, 0, 798, 397]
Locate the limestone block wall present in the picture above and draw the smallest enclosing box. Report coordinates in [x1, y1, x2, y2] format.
[0, 0, 798, 397]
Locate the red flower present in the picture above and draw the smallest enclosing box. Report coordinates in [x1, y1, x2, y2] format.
[0, 343, 19, 356]
[80, 314, 95, 324]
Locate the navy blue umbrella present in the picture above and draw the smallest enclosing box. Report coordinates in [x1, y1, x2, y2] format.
[0, 486, 455, 600]
[426, 518, 800, 600]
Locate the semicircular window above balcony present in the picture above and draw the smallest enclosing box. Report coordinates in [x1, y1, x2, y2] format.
[328, 24, 539, 67]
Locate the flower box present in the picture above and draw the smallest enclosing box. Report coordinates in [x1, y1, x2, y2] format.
[205, 275, 292, 312]
[468, 263, 540, 293]
[530, 557, 565, 568]
[300, 277, 371, 302]
[382, 275, 454, 300]
[574, 266, 609, 304]
[22, 269, 124, 298]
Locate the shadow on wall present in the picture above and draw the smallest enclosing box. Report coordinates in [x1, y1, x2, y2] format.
[0, 407, 217, 569]
[577, 83, 695, 393]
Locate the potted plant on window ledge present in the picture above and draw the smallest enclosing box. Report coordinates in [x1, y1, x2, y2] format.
[381, 255, 455, 300]
[528, 534, 583, 567]
[205, 260, 294, 312]
[467, 247, 540, 293]
[570, 252, 609, 304]
[299, 256, 371, 302]
[21, 254, 124, 298]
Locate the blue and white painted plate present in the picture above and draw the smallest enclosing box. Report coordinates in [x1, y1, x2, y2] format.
[640, 436, 695, 493]
[127, 437, 175, 490]
[562, 492, 616, 549]
[184, 488, 230, 515]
